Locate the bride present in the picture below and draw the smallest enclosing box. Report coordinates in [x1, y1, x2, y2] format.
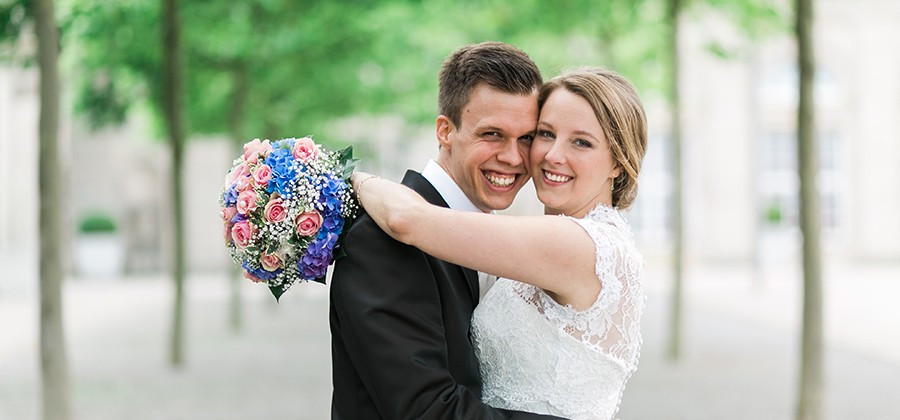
[353, 67, 647, 420]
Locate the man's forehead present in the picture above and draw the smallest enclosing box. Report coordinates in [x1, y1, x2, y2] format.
[467, 117, 537, 135]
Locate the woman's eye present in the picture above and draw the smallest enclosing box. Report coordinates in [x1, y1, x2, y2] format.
[538, 130, 555, 139]
[574, 139, 592, 148]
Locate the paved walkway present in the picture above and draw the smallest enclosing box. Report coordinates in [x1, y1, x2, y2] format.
[620, 262, 900, 420]
[1, 261, 898, 419]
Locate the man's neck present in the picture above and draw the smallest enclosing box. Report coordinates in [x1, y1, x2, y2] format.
[421, 160, 485, 213]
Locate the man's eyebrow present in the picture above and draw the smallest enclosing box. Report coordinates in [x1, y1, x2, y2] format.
[474, 125, 505, 133]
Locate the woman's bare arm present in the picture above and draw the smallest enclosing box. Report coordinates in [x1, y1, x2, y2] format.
[353, 173, 601, 309]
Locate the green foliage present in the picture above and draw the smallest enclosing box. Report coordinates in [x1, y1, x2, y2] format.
[61, 0, 785, 148]
[703, 0, 787, 40]
[78, 212, 117, 233]
[765, 200, 783, 225]
[0, 0, 31, 63]
[0, 0, 29, 41]
[64, 0, 161, 131]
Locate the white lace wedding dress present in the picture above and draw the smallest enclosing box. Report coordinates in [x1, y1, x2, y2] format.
[471, 203, 645, 420]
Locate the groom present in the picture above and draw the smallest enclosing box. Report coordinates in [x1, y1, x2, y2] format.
[330, 42, 560, 419]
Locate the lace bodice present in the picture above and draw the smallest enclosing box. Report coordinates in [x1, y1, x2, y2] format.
[471, 203, 645, 420]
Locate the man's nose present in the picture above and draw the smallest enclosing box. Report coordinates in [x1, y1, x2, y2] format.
[497, 137, 524, 166]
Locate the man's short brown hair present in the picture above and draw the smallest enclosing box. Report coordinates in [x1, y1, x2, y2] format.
[438, 42, 542, 128]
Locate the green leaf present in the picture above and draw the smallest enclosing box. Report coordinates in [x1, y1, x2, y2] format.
[341, 158, 360, 180]
[336, 145, 353, 164]
[268, 283, 286, 302]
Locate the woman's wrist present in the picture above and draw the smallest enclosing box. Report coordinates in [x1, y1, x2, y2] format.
[354, 174, 381, 202]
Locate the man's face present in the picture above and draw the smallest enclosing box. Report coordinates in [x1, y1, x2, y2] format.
[436, 84, 539, 212]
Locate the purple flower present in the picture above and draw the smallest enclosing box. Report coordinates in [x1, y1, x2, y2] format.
[323, 213, 344, 233]
[230, 212, 248, 224]
[298, 232, 338, 279]
[223, 184, 239, 206]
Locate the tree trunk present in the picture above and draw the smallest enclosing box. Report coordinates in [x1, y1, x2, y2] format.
[227, 62, 248, 332]
[33, 0, 71, 418]
[666, 0, 685, 362]
[162, 0, 187, 367]
[794, 0, 824, 418]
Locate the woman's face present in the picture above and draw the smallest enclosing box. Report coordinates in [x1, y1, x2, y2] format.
[529, 88, 620, 217]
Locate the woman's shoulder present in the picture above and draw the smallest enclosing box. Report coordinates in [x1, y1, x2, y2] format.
[564, 203, 636, 252]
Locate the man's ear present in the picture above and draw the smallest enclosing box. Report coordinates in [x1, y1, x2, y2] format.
[436, 115, 454, 151]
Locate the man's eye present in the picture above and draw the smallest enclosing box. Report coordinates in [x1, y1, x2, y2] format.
[518, 134, 534, 143]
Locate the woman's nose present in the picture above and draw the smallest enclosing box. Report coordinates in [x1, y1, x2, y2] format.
[543, 139, 565, 165]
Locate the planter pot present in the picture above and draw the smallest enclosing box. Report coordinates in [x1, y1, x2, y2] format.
[76, 233, 125, 278]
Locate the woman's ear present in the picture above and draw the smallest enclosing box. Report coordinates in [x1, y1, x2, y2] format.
[436, 115, 454, 150]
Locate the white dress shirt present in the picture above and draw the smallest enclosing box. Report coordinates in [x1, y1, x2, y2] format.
[420, 160, 497, 300]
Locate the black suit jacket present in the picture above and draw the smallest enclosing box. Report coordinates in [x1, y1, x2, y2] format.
[330, 170, 563, 420]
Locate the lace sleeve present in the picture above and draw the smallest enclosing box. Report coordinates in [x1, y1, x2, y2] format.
[538, 211, 645, 368]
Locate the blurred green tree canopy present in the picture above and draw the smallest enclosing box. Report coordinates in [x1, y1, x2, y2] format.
[4, 0, 782, 145]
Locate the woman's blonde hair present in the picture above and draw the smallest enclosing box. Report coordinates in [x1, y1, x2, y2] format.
[538, 67, 648, 209]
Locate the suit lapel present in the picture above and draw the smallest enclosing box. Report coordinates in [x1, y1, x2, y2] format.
[401, 170, 480, 305]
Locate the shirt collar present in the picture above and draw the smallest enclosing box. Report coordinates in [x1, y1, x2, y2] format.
[421, 160, 486, 213]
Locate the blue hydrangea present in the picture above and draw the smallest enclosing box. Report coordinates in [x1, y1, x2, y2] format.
[316, 176, 345, 215]
[322, 212, 344, 233]
[223, 184, 239, 206]
[265, 147, 296, 196]
[242, 261, 283, 281]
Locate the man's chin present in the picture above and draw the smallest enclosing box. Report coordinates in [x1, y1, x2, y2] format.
[480, 190, 522, 211]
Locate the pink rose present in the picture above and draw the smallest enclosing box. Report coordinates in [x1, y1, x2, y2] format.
[243, 139, 262, 164]
[220, 207, 237, 245]
[236, 190, 258, 215]
[258, 139, 273, 157]
[220, 206, 237, 223]
[243, 271, 264, 283]
[252, 164, 273, 187]
[243, 139, 274, 164]
[235, 174, 253, 192]
[260, 251, 283, 271]
[295, 211, 323, 237]
[223, 224, 233, 245]
[231, 220, 255, 249]
[263, 196, 287, 223]
[291, 137, 318, 161]
[226, 162, 249, 187]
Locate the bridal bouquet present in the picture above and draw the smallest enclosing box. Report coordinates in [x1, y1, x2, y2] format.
[220, 137, 358, 300]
